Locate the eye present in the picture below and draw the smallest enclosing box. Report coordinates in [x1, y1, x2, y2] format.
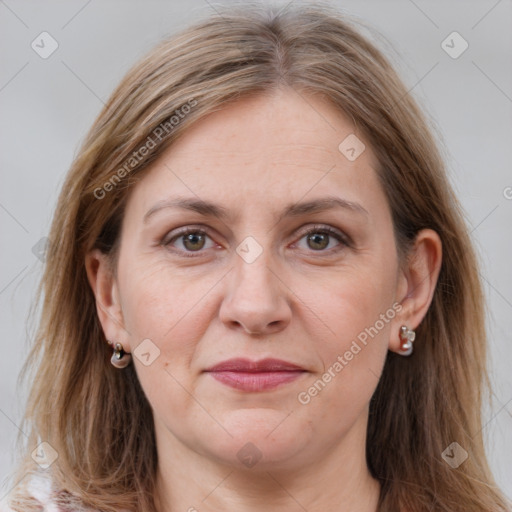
[162, 226, 217, 256]
[161, 224, 350, 257]
[293, 224, 349, 253]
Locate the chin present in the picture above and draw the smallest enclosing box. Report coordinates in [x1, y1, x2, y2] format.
[202, 408, 315, 471]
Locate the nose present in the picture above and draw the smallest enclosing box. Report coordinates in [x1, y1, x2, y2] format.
[219, 251, 292, 336]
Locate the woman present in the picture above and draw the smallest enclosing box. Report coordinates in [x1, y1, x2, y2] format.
[3, 2, 510, 511]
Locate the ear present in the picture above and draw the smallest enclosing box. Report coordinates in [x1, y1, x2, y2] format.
[85, 249, 131, 351]
[389, 228, 442, 354]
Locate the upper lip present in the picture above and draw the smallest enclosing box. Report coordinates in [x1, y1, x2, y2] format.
[205, 358, 305, 372]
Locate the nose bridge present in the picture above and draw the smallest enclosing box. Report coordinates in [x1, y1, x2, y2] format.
[219, 235, 291, 335]
[232, 238, 279, 305]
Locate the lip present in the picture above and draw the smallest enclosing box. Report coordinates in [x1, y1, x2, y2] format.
[204, 358, 306, 392]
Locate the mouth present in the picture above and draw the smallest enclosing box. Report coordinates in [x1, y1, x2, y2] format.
[204, 358, 307, 392]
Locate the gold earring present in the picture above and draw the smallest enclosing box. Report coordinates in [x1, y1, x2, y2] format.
[399, 325, 415, 356]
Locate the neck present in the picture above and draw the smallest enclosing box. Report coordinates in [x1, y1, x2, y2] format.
[153, 415, 381, 512]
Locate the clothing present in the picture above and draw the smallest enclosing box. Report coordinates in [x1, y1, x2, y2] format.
[0, 471, 99, 512]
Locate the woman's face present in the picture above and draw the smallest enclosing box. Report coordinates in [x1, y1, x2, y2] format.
[95, 88, 413, 472]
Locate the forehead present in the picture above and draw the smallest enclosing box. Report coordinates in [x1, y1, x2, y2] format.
[126, 88, 387, 221]
[166, 89, 373, 170]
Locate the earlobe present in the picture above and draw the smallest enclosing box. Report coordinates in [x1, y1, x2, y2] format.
[390, 228, 442, 354]
[85, 249, 130, 349]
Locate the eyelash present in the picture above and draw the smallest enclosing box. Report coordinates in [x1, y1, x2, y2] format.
[161, 224, 351, 258]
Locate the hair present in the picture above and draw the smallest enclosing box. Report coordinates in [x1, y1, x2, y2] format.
[6, 2, 511, 511]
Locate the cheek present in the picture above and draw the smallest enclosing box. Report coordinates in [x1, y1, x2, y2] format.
[296, 252, 397, 404]
[306, 255, 396, 348]
[118, 262, 219, 419]
[118, 258, 221, 365]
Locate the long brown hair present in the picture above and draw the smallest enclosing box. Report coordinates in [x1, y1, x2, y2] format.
[6, 2, 511, 511]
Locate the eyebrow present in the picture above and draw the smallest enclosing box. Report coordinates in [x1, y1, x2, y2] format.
[143, 195, 369, 224]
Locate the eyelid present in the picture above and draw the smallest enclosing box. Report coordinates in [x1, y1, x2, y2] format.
[161, 224, 218, 252]
[292, 223, 351, 250]
[161, 223, 351, 256]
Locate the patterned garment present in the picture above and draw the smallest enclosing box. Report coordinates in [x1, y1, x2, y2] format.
[0, 472, 101, 512]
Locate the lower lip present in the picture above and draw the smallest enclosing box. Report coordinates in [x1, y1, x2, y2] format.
[207, 371, 305, 391]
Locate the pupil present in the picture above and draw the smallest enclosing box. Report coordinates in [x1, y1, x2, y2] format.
[309, 233, 328, 250]
[184, 233, 204, 250]
[181, 232, 330, 252]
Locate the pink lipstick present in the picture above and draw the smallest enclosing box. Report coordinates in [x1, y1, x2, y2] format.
[205, 358, 306, 392]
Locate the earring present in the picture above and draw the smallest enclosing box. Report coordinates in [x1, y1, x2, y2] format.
[108, 340, 132, 368]
[398, 325, 415, 356]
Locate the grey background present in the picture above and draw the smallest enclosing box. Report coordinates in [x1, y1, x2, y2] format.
[1, 0, 511, 501]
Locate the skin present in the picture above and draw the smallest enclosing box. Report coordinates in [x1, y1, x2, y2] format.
[86, 86, 442, 512]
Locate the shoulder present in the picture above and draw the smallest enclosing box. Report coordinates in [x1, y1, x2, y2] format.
[0, 500, 15, 512]
[0, 471, 100, 512]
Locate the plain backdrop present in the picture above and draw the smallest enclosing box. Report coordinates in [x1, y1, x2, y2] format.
[1, 0, 511, 502]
